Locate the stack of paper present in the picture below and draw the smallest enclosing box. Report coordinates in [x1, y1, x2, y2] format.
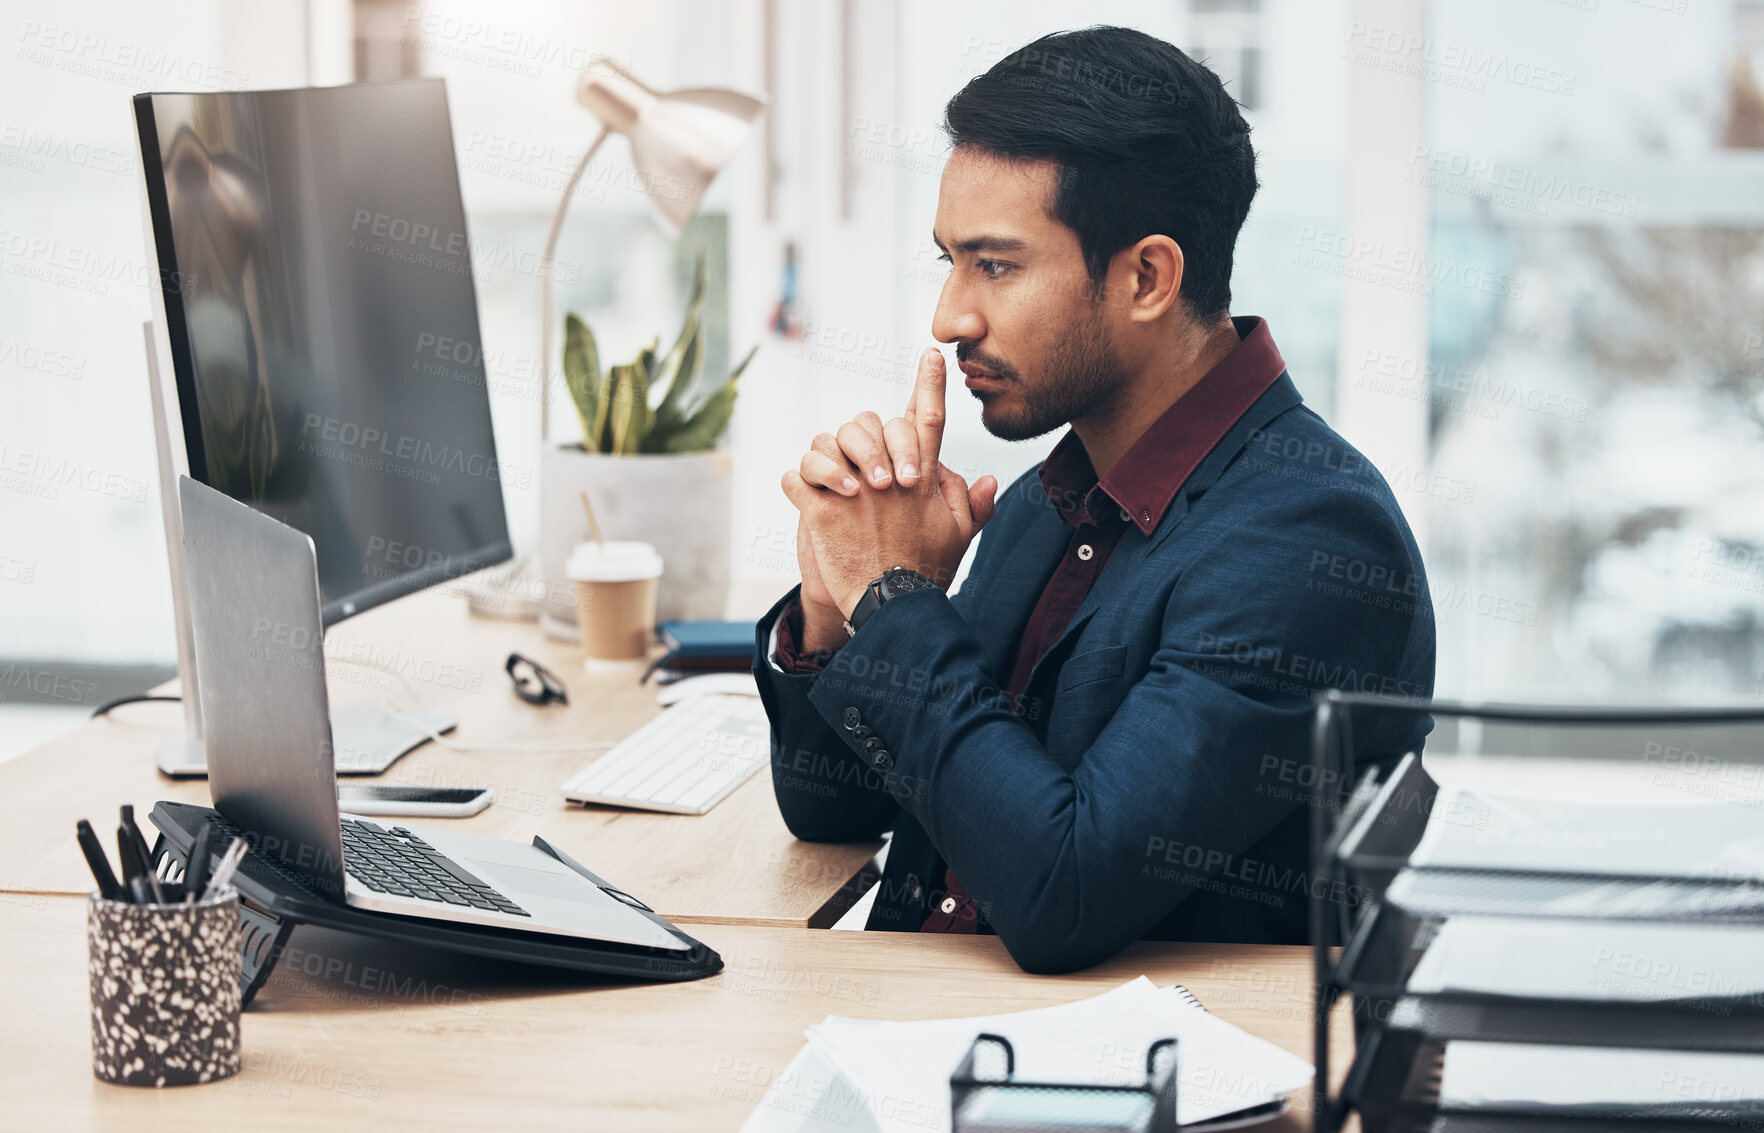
[740, 977, 1312, 1132]
[1441, 1043, 1764, 1118]
[1410, 786, 1764, 880]
[1409, 917, 1764, 1004]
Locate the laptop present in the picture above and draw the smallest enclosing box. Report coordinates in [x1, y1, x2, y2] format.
[176, 475, 688, 953]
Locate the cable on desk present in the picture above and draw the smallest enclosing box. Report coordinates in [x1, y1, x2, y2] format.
[101, 645, 616, 754]
[91, 694, 182, 718]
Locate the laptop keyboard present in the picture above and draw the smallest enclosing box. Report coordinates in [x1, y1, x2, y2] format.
[339, 819, 530, 917]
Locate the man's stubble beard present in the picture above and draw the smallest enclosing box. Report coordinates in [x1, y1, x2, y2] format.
[975, 307, 1125, 443]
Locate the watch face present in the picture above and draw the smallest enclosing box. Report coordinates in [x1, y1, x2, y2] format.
[881, 568, 936, 597]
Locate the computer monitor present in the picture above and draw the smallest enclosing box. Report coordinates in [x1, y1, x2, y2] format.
[134, 78, 511, 776]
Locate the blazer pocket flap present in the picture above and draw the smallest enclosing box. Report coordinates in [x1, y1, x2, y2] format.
[1055, 644, 1127, 693]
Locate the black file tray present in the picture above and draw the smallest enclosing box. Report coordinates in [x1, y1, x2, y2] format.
[1306, 694, 1764, 1133]
[148, 800, 723, 1006]
[948, 1034, 1185, 1133]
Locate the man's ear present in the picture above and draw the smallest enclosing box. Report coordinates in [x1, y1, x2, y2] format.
[1117, 235, 1183, 324]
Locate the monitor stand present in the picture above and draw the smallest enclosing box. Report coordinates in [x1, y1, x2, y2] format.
[156, 705, 457, 778]
[141, 322, 458, 780]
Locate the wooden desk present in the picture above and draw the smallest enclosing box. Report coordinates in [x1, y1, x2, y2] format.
[0, 585, 880, 927]
[0, 581, 1356, 1128]
[2, 894, 1339, 1130]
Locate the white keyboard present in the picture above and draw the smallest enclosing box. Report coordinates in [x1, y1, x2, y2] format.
[558, 694, 770, 815]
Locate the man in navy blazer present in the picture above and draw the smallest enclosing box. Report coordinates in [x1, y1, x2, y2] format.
[751, 27, 1435, 973]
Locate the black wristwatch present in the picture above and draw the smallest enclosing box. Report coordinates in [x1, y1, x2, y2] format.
[843, 567, 938, 638]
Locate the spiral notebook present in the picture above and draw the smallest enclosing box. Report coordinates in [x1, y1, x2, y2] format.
[739, 976, 1311, 1132]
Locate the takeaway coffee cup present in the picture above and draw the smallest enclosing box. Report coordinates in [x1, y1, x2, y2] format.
[565, 540, 664, 662]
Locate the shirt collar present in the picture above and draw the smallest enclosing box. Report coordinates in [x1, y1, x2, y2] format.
[1037, 315, 1288, 535]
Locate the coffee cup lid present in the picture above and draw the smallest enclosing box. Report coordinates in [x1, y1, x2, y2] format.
[565, 540, 664, 582]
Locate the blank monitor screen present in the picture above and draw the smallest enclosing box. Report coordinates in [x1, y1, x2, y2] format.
[134, 78, 512, 624]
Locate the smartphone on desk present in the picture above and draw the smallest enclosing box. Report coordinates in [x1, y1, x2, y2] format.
[337, 784, 494, 818]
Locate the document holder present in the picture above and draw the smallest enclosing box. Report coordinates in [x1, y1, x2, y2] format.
[947, 1033, 1182, 1133]
[1308, 693, 1764, 1133]
[148, 800, 723, 1006]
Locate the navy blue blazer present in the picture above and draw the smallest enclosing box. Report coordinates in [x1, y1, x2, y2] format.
[751, 373, 1435, 973]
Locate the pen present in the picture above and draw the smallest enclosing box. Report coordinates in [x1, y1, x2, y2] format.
[115, 825, 161, 907]
[115, 824, 143, 888]
[204, 837, 249, 899]
[75, 819, 124, 901]
[120, 805, 164, 904]
[185, 823, 213, 905]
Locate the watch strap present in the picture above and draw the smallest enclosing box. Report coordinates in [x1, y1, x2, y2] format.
[843, 578, 885, 638]
[844, 567, 934, 638]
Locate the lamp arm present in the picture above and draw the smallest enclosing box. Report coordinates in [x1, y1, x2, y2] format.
[538, 122, 614, 445]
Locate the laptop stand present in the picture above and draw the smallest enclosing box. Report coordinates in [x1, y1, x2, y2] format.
[149, 801, 723, 1006]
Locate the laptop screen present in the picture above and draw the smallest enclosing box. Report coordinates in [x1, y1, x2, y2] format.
[178, 475, 350, 899]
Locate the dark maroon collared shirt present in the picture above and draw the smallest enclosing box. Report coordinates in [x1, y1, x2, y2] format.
[772, 316, 1288, 932]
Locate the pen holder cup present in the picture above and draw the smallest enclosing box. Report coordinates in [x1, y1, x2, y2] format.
[87, 886, 242, 1086]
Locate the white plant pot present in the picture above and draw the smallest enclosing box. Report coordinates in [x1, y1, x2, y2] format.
[539, 445, 734, 638]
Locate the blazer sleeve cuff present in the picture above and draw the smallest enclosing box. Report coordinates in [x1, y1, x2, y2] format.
[804, 585, 999, 780]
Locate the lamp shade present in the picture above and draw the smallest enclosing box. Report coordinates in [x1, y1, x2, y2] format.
[576, 60, 767, 235]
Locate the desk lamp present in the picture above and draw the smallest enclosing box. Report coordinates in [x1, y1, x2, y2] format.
[537, 58, 767, 447]
[465, 60, 765, 625]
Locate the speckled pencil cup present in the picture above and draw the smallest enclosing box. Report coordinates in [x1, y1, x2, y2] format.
[87, 887, 242, 1087]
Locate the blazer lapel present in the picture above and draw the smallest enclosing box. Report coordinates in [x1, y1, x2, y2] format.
[1019, 373, 1307, 694]
[1147, 372, 1303, 557]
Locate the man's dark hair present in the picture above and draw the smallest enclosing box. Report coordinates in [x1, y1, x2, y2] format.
[943, 26, 1257, 322]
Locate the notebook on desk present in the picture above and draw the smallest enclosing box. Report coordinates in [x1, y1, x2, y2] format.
[643, 619, 759, 684]
[658, 619, 757, 661]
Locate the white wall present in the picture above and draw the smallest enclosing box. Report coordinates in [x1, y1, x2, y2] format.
[0, 0, 308, 662]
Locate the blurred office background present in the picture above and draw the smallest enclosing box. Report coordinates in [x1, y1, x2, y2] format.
[3, 0, 1763, 759]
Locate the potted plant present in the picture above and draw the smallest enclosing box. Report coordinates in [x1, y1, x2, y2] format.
[539, 254, 757, 636]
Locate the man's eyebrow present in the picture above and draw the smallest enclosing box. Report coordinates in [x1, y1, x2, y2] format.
[931, 231, 1028, 255]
